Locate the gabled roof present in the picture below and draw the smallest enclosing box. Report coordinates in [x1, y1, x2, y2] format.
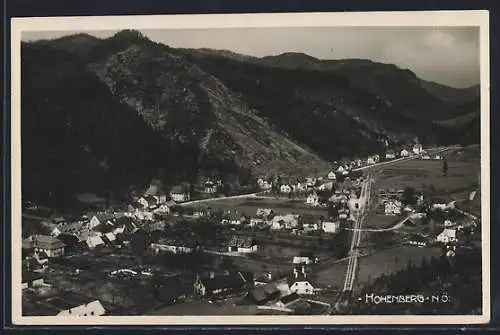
[227, 235, 255, 248]
[92, 224, 115, 234]
[280, 292, 300, 304]
[23, 235, 66, 250]
[250, 282, 280, 303]
[201, 271, 253, 292]
[171, 186, 188, 194]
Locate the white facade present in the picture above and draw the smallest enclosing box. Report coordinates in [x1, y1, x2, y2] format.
[280, 184, 292, 194]
[327, 171, 336, 180]
[306, 193, 320, 206]
[400, 149, 410, 157]
[385, 153, 396, 159]
[289, 280, 315, 295]
[171, 192, 190, 202]
[57, 300, 106, 317]
[322, 221, 339, 233]
[437, 229, 457, 244]
[385, 201, 402, 215]
[413, 144, 423, 155]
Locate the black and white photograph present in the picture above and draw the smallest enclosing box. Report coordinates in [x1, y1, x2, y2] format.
[11, 11, 490, 325]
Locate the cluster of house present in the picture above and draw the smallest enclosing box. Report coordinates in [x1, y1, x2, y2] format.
[376, 188, 425, 216]
[217, 208, 341, 234]
[193, 262, 319, 310]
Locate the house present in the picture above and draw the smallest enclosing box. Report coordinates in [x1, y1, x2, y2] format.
[422, 154, 431, 160]
[271, 214, 299, 230]
[249, 217, 265, 227]
[257, 178, 272, 190]
[338, 208, 350, 220]
[322, 220, 340, 233]
[407, 235, 428, 247]
[86, 235, 105, 249]
[280, 184, 292, 194]
[22, 235, 65, 258]
[138, 195, 159, 209]
[249, 282, 281, 305]
[154, 203, 172, 214]
[437, 228, 457, 244]
[413, 143, 423, 155]
[434, 154, 443, 160]
[151, 238, 195, 255]
[327, 171, 337, 180]
[221, 213, 247, 226]
[318, 182, 334, 192]
[56, 234, 81, 254]
[300, 214, 322, 231]
[114, 216, 136, 235]
[227, 235, 258, 253]
[432, 200, 449, 211]
[57, 222, 86, 237]
[22, 272, 45, 290]
[385, 152, 396, 160]
[88, 213, 113, 230]
[256, 208, 273, 218]
[288, 266, 316, 295]
[275, 292, 301, 308]
[306, 192, 320, 207]
[292, 251, 319, 265]
[52, 297, 106, 317]
[305, 177, 317, 187]
[170, 186, 191, 203]
[336, 165, 347, 174]
[366, 156, 376, 165]
[384, 200, 402, 215]
[194, 271, 254, 298]
[204, 181, 218, 194]
[400, 149, 410, 157]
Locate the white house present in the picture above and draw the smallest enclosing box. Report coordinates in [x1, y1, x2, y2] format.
[227, 235, 258, 253]
[338, 208, 350, 220]
[327, 171, 337, 180]
[336, 165, 347, 174]
[400, 149, 410, 158]
[271, 215, 299, 230]
[322, 220, 340, 233]
[170, 186, 191, 203]
[434, 154, 443, 160]
[151, 239, 195, 255]
[385, 152, 396, 160]
[86, 236, 105, 249]
[88, 214, 113, 230]
[366, 156, 376, 165]
[154, 203, 172, 214]
[384, 200, 402, 215]
[280, 184, 292, 194]
[288, 266, 316, 295]
[292, 251, 318, 265]
[56, 299, 106, 317]
[413, 143, 423, 155]
[22, 235, 65, 258]
[437, 228, 457, 244]
[306, 192, 320, 206]
[204, 181, 218, 194]
[432, 200, 449, 211]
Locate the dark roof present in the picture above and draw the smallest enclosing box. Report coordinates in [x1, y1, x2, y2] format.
[22, 271, 43, 283]
[23, 235, 65, 250]
[201, 271, 253, 292]
[280, 292, 300, 304]
[250, 282, 280, 303]
[300, 214, 322, 224]
[92, 224, 115, 234]
[57, 234, 79, 246]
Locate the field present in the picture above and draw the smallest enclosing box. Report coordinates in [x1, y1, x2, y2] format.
[363, 212, 402, 229]
[314, 258, 350, 289]
[186, 197, 328, 217]
[356, 245, 443, 287]
[373, 147, 480, 202]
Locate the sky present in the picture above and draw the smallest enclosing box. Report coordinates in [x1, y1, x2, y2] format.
[22, 26, 480, 88]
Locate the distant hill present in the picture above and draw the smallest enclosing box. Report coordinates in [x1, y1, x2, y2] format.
[420, 80, 480, 106]
[21, 31, 480, 207]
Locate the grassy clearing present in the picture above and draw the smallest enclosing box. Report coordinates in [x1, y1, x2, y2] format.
[190, 197, 328, 216]
[374, 154, 479, 202]
[363, 212, 402, 229]
[356, 245, 443, 287]
[314, 259, 349, 289]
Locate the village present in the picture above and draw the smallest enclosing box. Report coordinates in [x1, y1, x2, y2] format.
[21, 142, 481, 316]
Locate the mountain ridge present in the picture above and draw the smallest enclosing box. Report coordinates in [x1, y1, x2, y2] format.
[22, 31, 480, 207]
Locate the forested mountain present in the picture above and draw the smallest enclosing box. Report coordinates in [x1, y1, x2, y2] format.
[21, 31, 480, 207]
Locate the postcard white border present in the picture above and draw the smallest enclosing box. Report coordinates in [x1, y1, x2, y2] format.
[11, 10, 490, 325]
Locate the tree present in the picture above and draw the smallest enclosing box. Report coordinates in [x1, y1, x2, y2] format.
[401, 186, 416, 206]
[442, 159, 448, 176]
